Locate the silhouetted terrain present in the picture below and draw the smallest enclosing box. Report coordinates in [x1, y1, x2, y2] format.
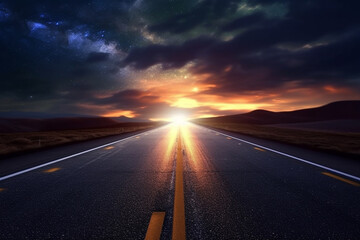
[0, 111, 92, 119]
[111, 116, 150, 123]
[0, 117, 151, 133]
[199, 101, 360, 125]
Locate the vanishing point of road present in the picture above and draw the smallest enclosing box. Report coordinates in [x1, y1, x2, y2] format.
[0, 123, 359, 239]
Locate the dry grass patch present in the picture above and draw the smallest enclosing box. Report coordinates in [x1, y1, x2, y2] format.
[0, 123, 161, 156]
[194, 121, 360, 156]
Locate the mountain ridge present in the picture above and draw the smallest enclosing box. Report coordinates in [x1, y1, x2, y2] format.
[196, 100, 360, 125]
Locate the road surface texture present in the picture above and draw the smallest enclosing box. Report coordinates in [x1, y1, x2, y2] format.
[0, 123, 359, 239]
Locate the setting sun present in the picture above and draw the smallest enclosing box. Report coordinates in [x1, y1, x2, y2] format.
[171, 114, 188, 124]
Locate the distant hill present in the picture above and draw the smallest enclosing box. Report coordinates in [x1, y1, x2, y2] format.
[0, 111, 93, 119]
[111, 115, 150, 123]
[0, 117, 152, 133]
[195, 100, 360, 125]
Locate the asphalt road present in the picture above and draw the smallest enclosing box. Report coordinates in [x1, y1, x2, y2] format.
[0, 123, 359, 239]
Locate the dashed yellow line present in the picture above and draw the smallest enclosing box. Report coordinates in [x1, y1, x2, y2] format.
[43, 168, 61, 173]
[104, 146, 114, 150]
[226, 137, 232, 140]
[172, 128, 186, 240]
[322, 172, 360, 187]
[145, 212, 166, 240]
[254, 147, 265, 152]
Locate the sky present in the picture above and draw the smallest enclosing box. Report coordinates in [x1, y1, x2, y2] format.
[1, 0, 360, 121]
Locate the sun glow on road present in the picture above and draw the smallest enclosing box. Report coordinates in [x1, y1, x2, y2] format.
[180, 123, 207, 173]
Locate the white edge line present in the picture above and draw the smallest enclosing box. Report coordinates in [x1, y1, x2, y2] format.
[196, 124, 360, 182]
[0, 127, 163, 182]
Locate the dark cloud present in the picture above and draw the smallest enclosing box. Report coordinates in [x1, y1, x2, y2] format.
[124, 37, 217, 69]
[125, 0, 360, 94]
[95, 89, 160, 109]
[149, 0, 238, 34]
[221, 12, 268, 32]
[86, 52, 110, 63]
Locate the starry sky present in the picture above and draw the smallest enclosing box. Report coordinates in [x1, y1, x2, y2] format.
[1, 0, 360, 120]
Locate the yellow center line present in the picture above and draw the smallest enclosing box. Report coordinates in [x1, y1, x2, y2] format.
[322, 172, 360, 187]
[172, 127, 186, 240]
[145, 212, 166, 240]
[254, 147, 265, 152]
[226, 137, 232, 140]
[43, 167, 61, 173]
[104, 146, 114, 150]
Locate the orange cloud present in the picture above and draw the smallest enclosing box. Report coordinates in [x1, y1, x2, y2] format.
[94, 68, 360, 120]
[101, 110, 138, 118]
